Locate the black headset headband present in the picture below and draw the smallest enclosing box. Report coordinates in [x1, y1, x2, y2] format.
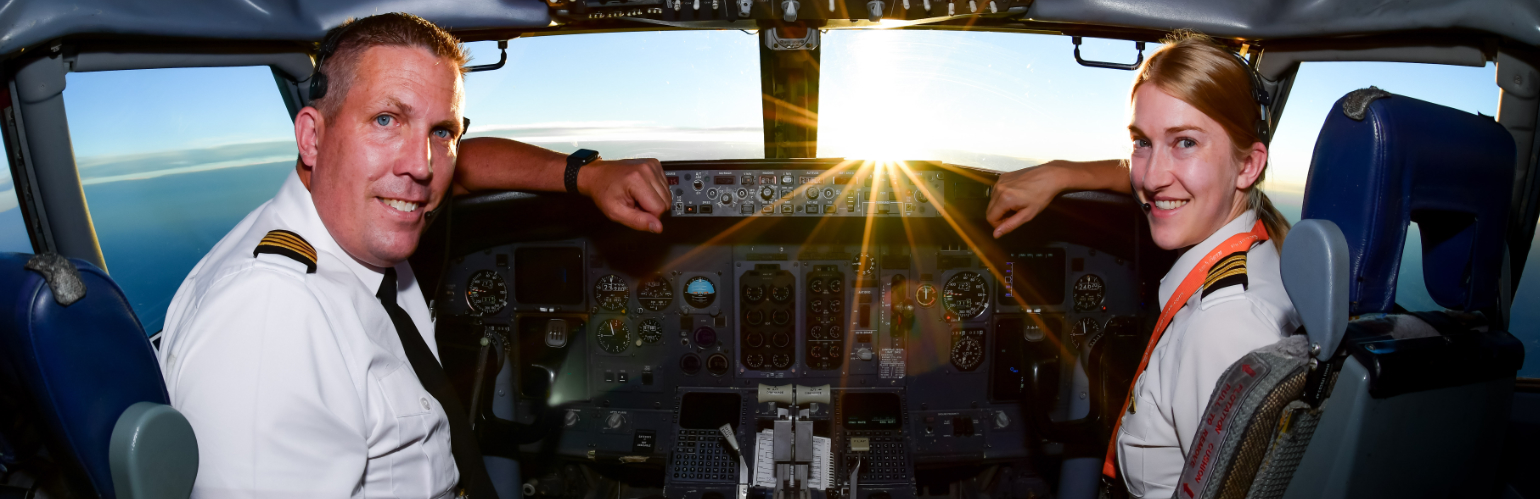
[1226, 49, 1273, 145]
[307, 22, 356, 104]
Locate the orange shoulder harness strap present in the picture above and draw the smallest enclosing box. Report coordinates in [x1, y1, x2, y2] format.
[1102, 219, 1269, 479]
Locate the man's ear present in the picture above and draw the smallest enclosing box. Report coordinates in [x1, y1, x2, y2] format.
[1235, 141, 1268, 190]
[295, 106, 324, 171]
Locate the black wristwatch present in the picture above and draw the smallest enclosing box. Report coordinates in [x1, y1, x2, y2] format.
[565, 149, 600, 194]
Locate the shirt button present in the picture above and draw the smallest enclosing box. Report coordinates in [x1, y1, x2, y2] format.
[420, 397, 431, 410]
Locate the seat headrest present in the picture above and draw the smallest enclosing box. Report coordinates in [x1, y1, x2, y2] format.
[1301, 89, 1516, 315]
[1281, 220, 1350, 361]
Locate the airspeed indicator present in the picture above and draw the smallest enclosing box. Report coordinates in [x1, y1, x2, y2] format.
[942, 272, 989, 319]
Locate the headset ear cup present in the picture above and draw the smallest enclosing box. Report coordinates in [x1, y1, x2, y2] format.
[309, 73, 328, 103]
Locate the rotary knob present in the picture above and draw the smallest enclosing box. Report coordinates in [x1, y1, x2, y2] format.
[760, 186, 776, 201]
[605, 412, 626, 430]
[993, 410, 1010, 430]
[564, 410, 581, 428]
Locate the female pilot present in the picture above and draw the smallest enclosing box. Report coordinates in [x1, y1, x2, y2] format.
[985, 32, 1300, 497]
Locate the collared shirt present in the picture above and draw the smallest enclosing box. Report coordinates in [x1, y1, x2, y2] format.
[157, 171, 458, 498]
[1115, 210, 1301, 498]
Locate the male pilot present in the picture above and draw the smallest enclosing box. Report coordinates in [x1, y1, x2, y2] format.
[155, 13, 669, 498]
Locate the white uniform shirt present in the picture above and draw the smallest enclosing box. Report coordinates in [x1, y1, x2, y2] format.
[1115, 210, 1301, 498]
[157, 171, 458, 499]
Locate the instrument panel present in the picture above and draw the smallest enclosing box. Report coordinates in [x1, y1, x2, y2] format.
[433, 160, 1153, 499]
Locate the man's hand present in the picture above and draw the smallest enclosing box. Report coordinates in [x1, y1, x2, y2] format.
[986, 159, 1129, 238]
[577, 158, 670, 234]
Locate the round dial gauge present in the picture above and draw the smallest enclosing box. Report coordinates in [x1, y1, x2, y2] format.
[770, 285, 793, 303]
[1073, 274, 1106, 311]
[465, 270, 507, 315]
[684, 277, 717, 309]
[638, 318, 664, 344]
[915, 283, 938, 308]
[853, 253, 877, 277]
[1071, 317, 1103, 348]
[772, 353, 793, 369]
[743, 284, 765, 303]
[595, 318, 630, 354]
[745, 353, 766, 369]
[942, 272, 989, 319]
[951, 337, 984, 371]
[637, 276, 674, 312]
[593, 274, 629, 311]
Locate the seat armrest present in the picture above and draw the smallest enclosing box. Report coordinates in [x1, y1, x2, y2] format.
[109, 402, 198, 499]
[1282, 219, 1350, 361]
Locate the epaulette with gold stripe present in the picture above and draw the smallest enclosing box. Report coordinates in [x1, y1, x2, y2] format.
[1201, 250, 1247, 299]
[253, 230, 317, 273]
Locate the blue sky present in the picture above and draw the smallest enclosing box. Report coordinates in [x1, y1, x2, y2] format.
[0, 29, 1529, 371]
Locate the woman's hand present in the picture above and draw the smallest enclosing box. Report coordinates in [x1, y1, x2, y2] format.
[986, 159, 1129, 238]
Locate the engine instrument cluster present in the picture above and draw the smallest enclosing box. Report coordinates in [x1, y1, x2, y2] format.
[435, 160, 1150, 499]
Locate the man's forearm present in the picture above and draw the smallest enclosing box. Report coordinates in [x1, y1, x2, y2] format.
[453, 137, 570, 195]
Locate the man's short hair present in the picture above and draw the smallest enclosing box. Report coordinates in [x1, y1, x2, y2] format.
[310, 13, 469, 119]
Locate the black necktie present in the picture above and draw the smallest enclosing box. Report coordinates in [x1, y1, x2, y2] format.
[378, 267, 497, 498]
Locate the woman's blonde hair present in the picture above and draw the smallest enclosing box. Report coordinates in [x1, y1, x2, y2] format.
[1131, 30, 1290, 249]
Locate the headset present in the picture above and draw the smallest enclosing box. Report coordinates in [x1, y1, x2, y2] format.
[307, 22, 356, 104]
[1228, 49, 1274, 146]
[1133, 48, 1273, 212]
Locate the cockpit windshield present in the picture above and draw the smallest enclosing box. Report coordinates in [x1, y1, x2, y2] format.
[461, 31, 766, 161]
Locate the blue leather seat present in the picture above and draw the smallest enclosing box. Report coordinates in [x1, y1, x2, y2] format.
[1276, 90, 1525, 498]
[0, 252, 197, 499]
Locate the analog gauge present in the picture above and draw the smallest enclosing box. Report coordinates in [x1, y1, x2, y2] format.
[853, 254, 877, 277]
[746, 353, 766, 369]
[828, 343, 843, 358]
[746, 333, 765, 348]
[942, 272, 989, 319]
[915, 283, 938, 308]
[638, 318, 664, 344]
[951, 336, 984, 371]
[684, 277, 716, 309]
[595, 318, 630, 354]
[743, 284, 765, 303]
[770, 285, 793, 303]
[593, 274, 629, 311]
[1071, 317, 1103, 348]
[772, 353, 793, 369]
[1073, 274, 1106, 312]
[637, 276, 674, 312]
[465, 270, 507, 315]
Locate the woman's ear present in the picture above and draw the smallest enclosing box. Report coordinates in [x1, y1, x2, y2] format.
[1235, 141, 1268, 190]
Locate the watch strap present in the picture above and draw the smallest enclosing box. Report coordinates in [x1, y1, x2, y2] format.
[565, 149, 599, 194]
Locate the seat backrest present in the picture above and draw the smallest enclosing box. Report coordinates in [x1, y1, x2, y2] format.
[0, 252, 188, 498]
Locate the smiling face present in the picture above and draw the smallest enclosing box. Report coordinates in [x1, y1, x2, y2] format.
[1129, 83, 1265, 250]
[300, 45, 464, 268]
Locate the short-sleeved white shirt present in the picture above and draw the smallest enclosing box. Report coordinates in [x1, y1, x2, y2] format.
[1115, 210, 1301, 498]
[157, 171, 458, 498]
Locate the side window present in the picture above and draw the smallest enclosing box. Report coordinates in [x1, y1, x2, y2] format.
[64, 66, 297, 334]
[1, 138, 30, 254]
